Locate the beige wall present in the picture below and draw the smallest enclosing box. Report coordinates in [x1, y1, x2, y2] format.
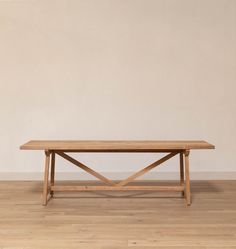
[0, 0, 235, 179]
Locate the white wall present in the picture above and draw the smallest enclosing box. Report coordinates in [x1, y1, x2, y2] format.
[0, 0, 235, 180]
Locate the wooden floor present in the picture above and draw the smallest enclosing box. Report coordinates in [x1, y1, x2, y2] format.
[0, 181, 236, 249]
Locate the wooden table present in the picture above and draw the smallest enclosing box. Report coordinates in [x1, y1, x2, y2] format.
[20, 140, 215, 206]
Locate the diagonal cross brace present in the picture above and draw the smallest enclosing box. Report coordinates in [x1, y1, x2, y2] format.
[56, 151, 179, 188]
[56, 151, 116, 186]
[115, 152, 179, 187]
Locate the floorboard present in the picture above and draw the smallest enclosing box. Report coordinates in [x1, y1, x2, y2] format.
[0, 180, 236, 249]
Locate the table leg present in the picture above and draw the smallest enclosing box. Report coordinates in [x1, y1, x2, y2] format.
[50, 151, 55, 197]
[184, 150, 191, 206]
[179, 152, 184, 197]
[43, 150, 50, 206]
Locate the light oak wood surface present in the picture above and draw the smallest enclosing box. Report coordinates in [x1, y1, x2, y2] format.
[0, 180, 235, 249]
[20, 140, 215, 206]
[44, 151, 190, 206]
[20, 140, 215, 151]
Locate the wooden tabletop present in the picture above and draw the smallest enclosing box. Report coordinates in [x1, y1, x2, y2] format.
[20, 140, 215, 152]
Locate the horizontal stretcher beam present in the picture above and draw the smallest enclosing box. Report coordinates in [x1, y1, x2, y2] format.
[51, 185, 184, 192]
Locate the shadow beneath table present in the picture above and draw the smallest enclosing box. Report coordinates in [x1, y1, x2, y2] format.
[30, 180, 225, 200]
[191, 180, 222, 193]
